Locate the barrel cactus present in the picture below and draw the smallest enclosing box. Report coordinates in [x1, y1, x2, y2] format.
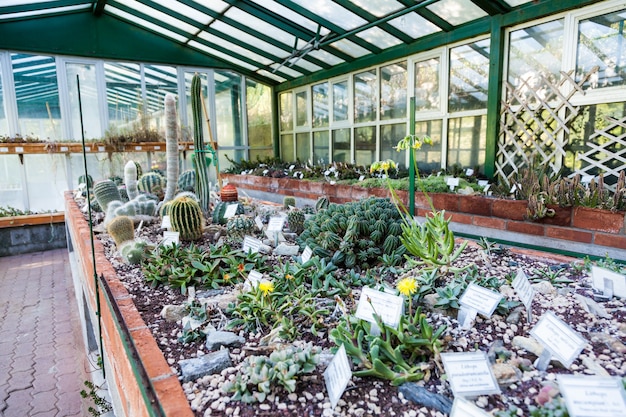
[138, 172, 166, 199]
[169, 196, 204, 241]
[283, 196, 296, 209]
[177, 170, 195, 192]
[287, 209, 305, 234]
[212, 201, 245, 225]
[93, 180, 122, 212]
[106, 215, 135, 246]
[226, 215, 255, 237]
[315, 196, 329, 212]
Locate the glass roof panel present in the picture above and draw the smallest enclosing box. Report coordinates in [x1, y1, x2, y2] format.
[388, 12, 441, 39]
[255, 69, 286, 83]
[503, 0, 534, 6]
[196, 33, 275, 66]
[106, 6, 188, 43]
[152, 0, 212, 26]
[356, 27, 403, 49]
[3, 0, 59, 5]
[427, 0, 488, 26]
[289, 59, 322, 73]
[224, 8, 296, 49]
[269, 63, 303, 79]
[114, 0, 197, 36]
[307, 49, 345, 66]
[208, 21, 290, 59]
[0, 4, 89, 20]
[189, 0, 229, 14]
[329, 39, 370, 58]
[250, 0, 331, 35]
[290, 0, 366, 31]
[187, 40, 259, 71]
[348, 0, 404, 18]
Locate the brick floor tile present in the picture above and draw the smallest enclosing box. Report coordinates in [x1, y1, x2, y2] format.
[29, 389, 57, 416]
[6, 370, 34, 391]
[3, 388, 34, 416]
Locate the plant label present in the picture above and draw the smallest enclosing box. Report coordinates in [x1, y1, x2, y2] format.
[355, 286, 404, 329]
[465, 168, 474, 176]
[267, 216, 285, 232]
[458, 306, 478, 330]
[60, 146, 69, 152]
[451, 397, 491, 417]
[530, 311, 587, 368]
[591, 266, 626, 298]
[441, 351, 500, 397]
[446, 177, 460, 190]
[359, 175, 365, 181]
[301, 246, 312, 264]
[478, 180, 489, 187]
[510, 184, 517, 194]
[15, 146, 23, 153]
[223, 203, 239, 219]
[512, 269, 534, 308]
[243, 270, 263, 291]
[581, 175, 594, 184]
[254, 216, 264, 230]
[153, 146, 161, 150]
[459, 283, 502, 318]
[0, 147, 8, 152]
[162, 231, 179, 247]
[558, 375, 626, 417]
[98, 146, 105, 152]
[242, 236, 261, 254]
[324, 344, 352, 410]
[135, 146, 142, 151]
[161, 215, 171, 230]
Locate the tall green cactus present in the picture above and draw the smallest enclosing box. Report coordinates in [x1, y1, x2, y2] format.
[124, 160, 139, 200]
[163, 93, 179, 203]
[191, 73, 211, 214]
[170, 196, 204, 241]
[93, 180, 122, 212]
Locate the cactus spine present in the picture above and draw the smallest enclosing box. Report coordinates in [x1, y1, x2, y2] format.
[191, 73, 211, 214]
[170, 196, 204, 241]
[106, 215, 135, 246]
[124, 161, 139, 200]
[163, 93, 179, 203]
[283, 196, 296, 209]
[93, 180, 122, 211]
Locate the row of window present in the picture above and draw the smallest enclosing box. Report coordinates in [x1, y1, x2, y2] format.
[278, 1, 626, 175]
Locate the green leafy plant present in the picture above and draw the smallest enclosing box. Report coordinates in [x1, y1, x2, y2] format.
[495, 397, 569, 417]
[223, 344, 319, 403]
[178, 299, 209, 344]
[530, 267, 574, 288]
[80, 380, 113, 417]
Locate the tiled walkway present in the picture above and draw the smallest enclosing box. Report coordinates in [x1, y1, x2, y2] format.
[0, 249, 88, 417]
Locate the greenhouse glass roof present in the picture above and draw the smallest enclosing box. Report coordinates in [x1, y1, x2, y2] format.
[0, 0, 557, 87]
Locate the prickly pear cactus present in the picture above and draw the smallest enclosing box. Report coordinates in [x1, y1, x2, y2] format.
[287, 209, 305, 234]
[226, 215, 255, 237]
[93, 180, 122, 212]
[106, 215, 135, 246]
[169, 196, 204, 241]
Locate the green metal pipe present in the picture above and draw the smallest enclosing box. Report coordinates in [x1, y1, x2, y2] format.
[409, 97, 416, 215]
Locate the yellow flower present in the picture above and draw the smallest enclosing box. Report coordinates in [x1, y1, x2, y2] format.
[381, 161, 390, 171]
[223, 273, 231, 282]
[397, 277, 418, 297]
[424, 136, 433, 145]
[259, 280, 274, 296]
[412, 140, 422, 149]
[285, 274, 294, 280]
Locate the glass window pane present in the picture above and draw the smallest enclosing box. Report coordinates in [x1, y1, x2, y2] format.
[333, 81, 349, 122]
[249, 148, 274, 162]
[381, 61, 407, 120]
[449, 39, 490, 112]
[296, 132, 310, 163]
[312, 82, 329, 128]
[332, 128, 351, 163]
[577, 10, 626, 90]
[280, 133, 294, 161]
[313, 131, 329, 165]
[507, 19, 564, 105]
[290, 0, 366, 31]
[215, 70, 243, 147]
[144, 64, 178, 136]
[69, 153, 112, 189]
[381, 123, 406, 167]
[415, 120, 442, 174]
[66, 63, 101, 140]
[0, 155, 24, 210]
[12, 53, 61, 140]
[0, 68, 8, 137]
[105, 62, 142, 132]
[414, 58, 440, 112]
[389, 13, 440, 39]
[355, 126, 376, 167]
[25, 154, 67, 211]
[447, 115, 486, 174]
[246, 80, 272, 150]
[354, 69, 378, 123]
[279, 92, 293, 131]
[296, 90, 308, 127]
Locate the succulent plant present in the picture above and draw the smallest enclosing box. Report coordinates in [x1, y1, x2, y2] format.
[78, 174, 93, 188]
[226, 214, 255, 237]
[315, 196, 329, 212]
[93, 180, 122, 212]
[177, 170, 195, 192]
[169, 196, 204, 241]
[163, 93, 179, 204]
[212, 201, 245, 225]
[138, 172, 166, 199]
[119, 240, 147, 265]
[106, 215, 134, 246]
[124, 160, 139, 200]
[283, 196, 296, 208]
[287, 208, 305, 234]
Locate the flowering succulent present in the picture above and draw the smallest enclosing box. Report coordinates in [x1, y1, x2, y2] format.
[258, 280, 274, 296]
[394, 134, 433, 152]
[396, 277, 418, 297]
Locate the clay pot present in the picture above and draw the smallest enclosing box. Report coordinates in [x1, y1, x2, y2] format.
[220, 183, 238, 202]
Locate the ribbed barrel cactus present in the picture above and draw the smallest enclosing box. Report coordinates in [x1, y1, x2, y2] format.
[169, 196, 204, 241]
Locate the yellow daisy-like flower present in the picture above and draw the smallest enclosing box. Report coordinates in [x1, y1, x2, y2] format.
[285, 274, 294, 280]
[396, 277, 418, 297]
[259, 280, 274, 296]
[223, 273, 231, 282]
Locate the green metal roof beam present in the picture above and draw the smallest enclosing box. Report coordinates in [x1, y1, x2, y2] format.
[93, 0, 107, 16]
[0, 0, 85, 15]
[470, 0, 510, 15]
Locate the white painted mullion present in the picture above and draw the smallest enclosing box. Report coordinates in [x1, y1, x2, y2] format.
[1, 52, 20, 136]
[56, 57, 72, 141]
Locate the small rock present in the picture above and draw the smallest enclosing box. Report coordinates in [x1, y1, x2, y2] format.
[532, 281, 556, 295]
[574, 294, 611, 318]
[179, 349, 233, 383]
[161, 304, 187, 322]
[205, 331, 245, 351]
[397, 383, 452, 415]
[492, 362, 521, 386]
[581, 356, 610, 376]
[273, 243, 300, 256]
[512, 336, 544, 357]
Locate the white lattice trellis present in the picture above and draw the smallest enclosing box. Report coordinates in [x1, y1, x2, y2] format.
[496, 68, 597, 186]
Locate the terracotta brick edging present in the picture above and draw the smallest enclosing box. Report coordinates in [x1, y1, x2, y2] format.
[64, 192, 193, 417]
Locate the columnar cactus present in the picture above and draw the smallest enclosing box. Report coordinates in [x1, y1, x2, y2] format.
[170, 196, 204, 241]
[124, 160, 139, 200]
[106, 215, 135, 246]
[191, 73, 211, 214]
[163, 93, 179, 204]
[138, 172, 165, 199]
[93, 180, 122, 212]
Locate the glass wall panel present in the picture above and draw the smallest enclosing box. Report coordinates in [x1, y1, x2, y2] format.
[449, 39, 490, 112]
[332, 128, 351, 162]
[354, 70, 378, 123]
[313, 131, 329, 164]
[69, 153, 111, 187]
[246, 80, 272, 151]
[380, 61, 407, 120]
[249, 148, 274, 161]
[355, 126, 376, 166]
[105, 62, 142, 131]
[333, 80, 349, 122]
[280, 133, 294, 161]
[66, 63, 101, 140]
[0, 69, 8, 137]
[144, 64, 178, 135]
[415, 120, 442, 173]
[507, 19, 564, 105]
[0, 155, 24, 210]
[312, 82, 329, 128]
[25, 154, 66, 211]
[296, 90, 308, 127]
[219, 149, 245, 174]
[577, 9, 626, 89]
[414, 58, 440, 111]
[279, 92, 293, 131]
[447, 115, 486, 173]
[296, 132, 310, 163]
[381, 123, 406, 166]
[12, 53, 61, 140]
[215, 70, 243, 147]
